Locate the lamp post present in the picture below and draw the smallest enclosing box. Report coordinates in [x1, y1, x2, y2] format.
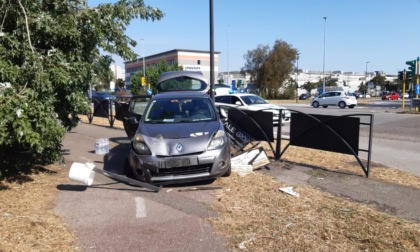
[365, 61, 369, 98]
[322, 17, 327, 94]
[227, 25, 229, 85]
[295, 53, 299, 103]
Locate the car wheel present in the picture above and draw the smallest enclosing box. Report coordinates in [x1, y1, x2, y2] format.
[322, 106, 328, 108]
[312, 101, 319, 108]
[338, 101, 346, 109]
[349, 105, 355, 108]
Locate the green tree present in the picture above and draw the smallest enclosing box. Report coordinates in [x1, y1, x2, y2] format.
[0, 0, 163, 175]
[241, 44, 270, 92]
[261, 40, 298, 99]
[301, 81, 318, 95]
[241, 40, 297, 99]
[130, 59, 181, 95]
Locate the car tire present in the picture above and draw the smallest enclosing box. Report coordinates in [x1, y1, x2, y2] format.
[338, 101, 346, 109]
[312, 101, 319, 108]
[322, 106, 328, 108]
[349, 105, 355, 108]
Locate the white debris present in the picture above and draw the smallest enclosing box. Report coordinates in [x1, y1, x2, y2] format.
[279, 187, 300, 197]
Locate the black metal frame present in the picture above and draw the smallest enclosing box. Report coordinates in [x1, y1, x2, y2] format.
[276, 109, 374, 178]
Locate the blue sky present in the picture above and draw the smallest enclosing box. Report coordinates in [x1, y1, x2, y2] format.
[89, 0, 420, 75]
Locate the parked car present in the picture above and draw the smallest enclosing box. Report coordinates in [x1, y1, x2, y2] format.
[212, 83, 232, 96]
[122, 71, 231, 185]
[381, 92, 400, 100]
[90, 91, 116, 101]
[348, 92, 360, 99]
[299, 93, 310, 100]
[400, 93, 409, 99]
[311, 91, 357, 109]
[214, 93, 291, 124]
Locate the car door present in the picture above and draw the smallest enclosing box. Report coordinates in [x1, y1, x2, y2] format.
[117, 95, 151, 139]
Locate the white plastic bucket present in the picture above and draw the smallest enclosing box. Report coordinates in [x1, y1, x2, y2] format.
[69, 162, 96, 186]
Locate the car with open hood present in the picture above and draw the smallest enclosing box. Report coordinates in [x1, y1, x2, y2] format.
[121, 71, 231, 185]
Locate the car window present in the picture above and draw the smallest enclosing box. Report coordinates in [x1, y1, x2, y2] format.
[241, 95, 267, 105]
[128, 97, 150, 115]
[215, 96, 231, 103]
[144, 97, 215, 123]
[157, 76, 207, 92]
[232, 96, 242, 105]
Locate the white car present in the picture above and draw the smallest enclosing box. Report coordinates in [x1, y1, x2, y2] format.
[311, 91, 357, 109]
[213, 84, 232, 96]
[214, 93, 291, 124]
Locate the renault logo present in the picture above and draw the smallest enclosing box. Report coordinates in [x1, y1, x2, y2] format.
[175, 143, 183, 152]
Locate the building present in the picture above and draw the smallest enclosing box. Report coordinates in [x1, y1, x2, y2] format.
[110, 64, 125, 90]
[124, 49, 220, 89]
[218, 69, 398, 96]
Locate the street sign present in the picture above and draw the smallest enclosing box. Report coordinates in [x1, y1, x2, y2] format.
[416, 84, 420, 95]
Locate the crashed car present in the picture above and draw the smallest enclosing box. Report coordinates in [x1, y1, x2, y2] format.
[122, 71, 231, 185]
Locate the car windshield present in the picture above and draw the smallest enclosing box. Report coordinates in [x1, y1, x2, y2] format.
[241, 95, 268, 105]
[144, 97, 216, 123]
[157, 76, 207, 92]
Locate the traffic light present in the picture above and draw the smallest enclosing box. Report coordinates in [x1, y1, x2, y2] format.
[141, 76, 146, 85]
[398, 71, 404, 81]
[406, 60, 416, 75]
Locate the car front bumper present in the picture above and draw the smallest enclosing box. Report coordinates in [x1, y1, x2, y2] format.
[127, 145, 231, 185]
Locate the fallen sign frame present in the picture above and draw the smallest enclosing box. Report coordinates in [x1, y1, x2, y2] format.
[278, 111, 374, 178]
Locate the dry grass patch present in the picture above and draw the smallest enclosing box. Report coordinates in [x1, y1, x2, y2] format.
[260, 141, 420, 189]
[210, 173, 420, 251]
[0, 165, 78, 252]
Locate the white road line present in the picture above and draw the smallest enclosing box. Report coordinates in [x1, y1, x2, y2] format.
[135, 197, 147, 218]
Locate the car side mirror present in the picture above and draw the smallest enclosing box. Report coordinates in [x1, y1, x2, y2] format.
[219, 108, 228, 118]
[235, 101, 241, 105]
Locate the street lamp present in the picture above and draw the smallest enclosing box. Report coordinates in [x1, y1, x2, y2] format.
[227, 25, 230, 85]
[322, 17, 327, 93]
[365, 61, 369, 97]
[295, 53, 299, 103]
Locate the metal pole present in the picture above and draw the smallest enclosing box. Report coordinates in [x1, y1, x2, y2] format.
[322, 17, 326, 94]
[209, 0, 214, 99]
[295, 53, 299, 103]
[227, 25, 229, 85]
[142, 39, 145, 78]
[365, 61, 369, 98]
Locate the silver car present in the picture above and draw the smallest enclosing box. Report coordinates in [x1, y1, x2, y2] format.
[123, 71, 231, 185]
[311, 91, 357, 109]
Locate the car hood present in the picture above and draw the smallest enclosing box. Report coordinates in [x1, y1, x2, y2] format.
[138, 121, 221, 155]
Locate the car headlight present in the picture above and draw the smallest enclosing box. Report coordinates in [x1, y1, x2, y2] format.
[132, 133, 151, 155]
[208, 130, 227, 150]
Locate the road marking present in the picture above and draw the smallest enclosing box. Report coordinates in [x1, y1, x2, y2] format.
[135, 197, 147, 218]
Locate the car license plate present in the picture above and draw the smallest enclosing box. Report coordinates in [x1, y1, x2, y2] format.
[166, 158, 190, 168]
